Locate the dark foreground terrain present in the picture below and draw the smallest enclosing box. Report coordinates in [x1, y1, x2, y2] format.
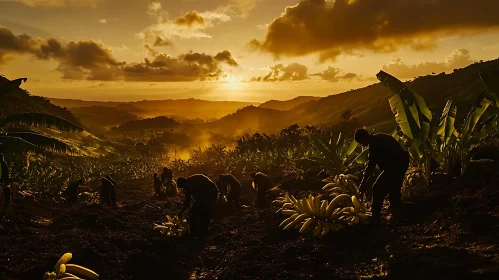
[1, 165, 499, 280]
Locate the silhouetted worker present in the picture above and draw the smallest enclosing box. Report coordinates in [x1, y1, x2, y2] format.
[216, 174, 241, 209]
[354, 128, 409, 222]
[153, 173, 163, 197]
[0, 153, 10, 218]
[250, 172, 272, 207]
[100, 177, 114, 206]
[161, 167, 176, 195]
[177, 174, 219, 237]
[64, 179, 83, 205]
[106, 175, 117, 206]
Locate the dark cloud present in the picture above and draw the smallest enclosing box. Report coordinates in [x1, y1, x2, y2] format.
[153, 36, 173, 47]
[250, 62, 309, 82]
[0, 26, 124, 80]
[122, 50, 238, 82]
[175, 11, 205, 27]
[0, 26, 237, 82]
[313, 66, 376, 82]
[250, 0, 499, 60]
[382, 49, 474, 79]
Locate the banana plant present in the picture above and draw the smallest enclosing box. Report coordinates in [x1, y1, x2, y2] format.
[377, 70, 433, 183]
[295, 132, 360, 176]
[0, 77, 84, 155]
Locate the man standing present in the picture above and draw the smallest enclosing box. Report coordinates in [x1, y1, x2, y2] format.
[0, 153, 10, 218]
[354, 128, 409, 222]
[177, 174, 218, 237]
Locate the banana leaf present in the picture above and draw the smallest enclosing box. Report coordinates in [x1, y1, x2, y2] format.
[4, 113, 83, 132]
[461, 93, 492, 144]
[388, 94, 422, 141]
[479, 69, 499, 107]
[436, 100, 457, 145]
[4, 132, 75, 155]
[0, 77, 27, 94]
[0, 136, 44, 154]
[475, 114, 497, 133]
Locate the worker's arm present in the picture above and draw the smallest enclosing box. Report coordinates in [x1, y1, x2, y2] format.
[358, 149, 377, 196]
[179, 189, 191, 215]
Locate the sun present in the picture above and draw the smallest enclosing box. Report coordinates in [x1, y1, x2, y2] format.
[222, 74, 243, 91]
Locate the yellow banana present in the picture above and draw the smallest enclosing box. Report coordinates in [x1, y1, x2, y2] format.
[328, 207, 342, 220]
[319, 221, 330, 237]
[328, 194, 352, 210]
[313, 197, 320, 216]
[57, 264, 66, 277]
[289, 194, 298, 204]
[59, 277, 83, 280]
[312, 220, 323, 237]
[48, 272, 57, 280]
[43, 272, 50, 280]
[65, 264, 99, 280]
[324, 200, 337, 217]
[319, 200, 327, 217]
[322, 182, 336, 190]
[359, 201, 367, 213]
[281, 209, 297, 216]
[303, 198, 314, 215]
[284, 192, 291, 203]
[299, 218, 316, 234]
[279, 213, 300, 228]
[166, 215, 174, 222]
[272, 200, 285, 206]
[59, 273, 81, 279]
[54, 253, 72, 270]
[283, 203, 294, 209]
[351, 196, 361, 213]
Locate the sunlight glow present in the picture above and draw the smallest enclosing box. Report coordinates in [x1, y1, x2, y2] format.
[222, 75, 243, 91]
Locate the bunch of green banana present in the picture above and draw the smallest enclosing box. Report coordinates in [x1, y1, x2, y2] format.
[154, 215, 190, 237]
[43, 252, 99, 280]
[276, 192, 372, 237]
[322, 174, 360, 197]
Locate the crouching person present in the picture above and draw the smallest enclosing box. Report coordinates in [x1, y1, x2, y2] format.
[153, 173, 163, 197]
[100, 177, 114, 206]
[177, 174, 218, 237]
[216, 174, 241, 210]
[250, 172, 272, 207]
[64, 179, 83, 205]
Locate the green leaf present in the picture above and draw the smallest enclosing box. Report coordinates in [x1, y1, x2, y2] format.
[4, 132, 75, 155]
[437, 100, 457, 145]
[388, 94, 421, 141]
[0, 136, 44, 154]
[461, 93, 492, 141]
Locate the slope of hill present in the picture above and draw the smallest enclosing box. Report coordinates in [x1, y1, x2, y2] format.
[203, 105, 292, 135]
[200, 58, 499, 135]
[115, 116, 181, 132]
[290, 58, 499, 130]
[0, 76, 82, 127]
[69, 106, 139, 130]
[50, 98, 260, 121]
[259, 96, 321, 111]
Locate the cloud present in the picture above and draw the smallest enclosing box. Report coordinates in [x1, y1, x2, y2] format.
[221, 0, 264, 18]
[0, 26, 237, 82]
[139, 2, 231, 43]
[250, 0, 499, 60]
[313, 66, 374, 82]
[382, 48, 474, 79]
[122, 50, 239, 82]
[5, 0, 96, 7]
[98, 19, 107, 24]
[175, 11, 205, 27]
[250, 63, 309, 82]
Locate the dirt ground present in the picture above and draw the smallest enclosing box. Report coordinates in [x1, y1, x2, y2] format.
[1, 168, 499, 280]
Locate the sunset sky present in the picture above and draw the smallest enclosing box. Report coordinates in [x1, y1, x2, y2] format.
[1, 0, 499, 102]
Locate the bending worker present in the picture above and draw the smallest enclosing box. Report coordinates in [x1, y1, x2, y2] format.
[354, 128, 409, 222]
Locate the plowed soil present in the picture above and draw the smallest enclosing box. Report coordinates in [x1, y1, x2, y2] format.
[1, 168, 499, 280]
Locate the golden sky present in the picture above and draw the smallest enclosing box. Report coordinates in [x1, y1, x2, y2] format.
[1, 0, 499, 102]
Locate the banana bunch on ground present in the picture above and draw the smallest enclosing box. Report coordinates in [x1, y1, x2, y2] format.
[273, 192, 371, 237]
[154, 215, 190, 237]
[43, 252, 99, 280]
[322, 174, 360, 197]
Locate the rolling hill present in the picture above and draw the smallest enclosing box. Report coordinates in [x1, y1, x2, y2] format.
[258, 96, 321, 111]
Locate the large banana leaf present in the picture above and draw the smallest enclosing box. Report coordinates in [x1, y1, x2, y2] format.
[4, 113, 83, 132]
[0, 136, 44, 154]
[437, 100, 457, 145]
[461, 93, 492, 144]
[388, 94, 422, 141]
[0, 77, 28, 94]
[3, 132, 75, 154]
[479, 69, 499, 107]
[377, 71, 432, 122]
